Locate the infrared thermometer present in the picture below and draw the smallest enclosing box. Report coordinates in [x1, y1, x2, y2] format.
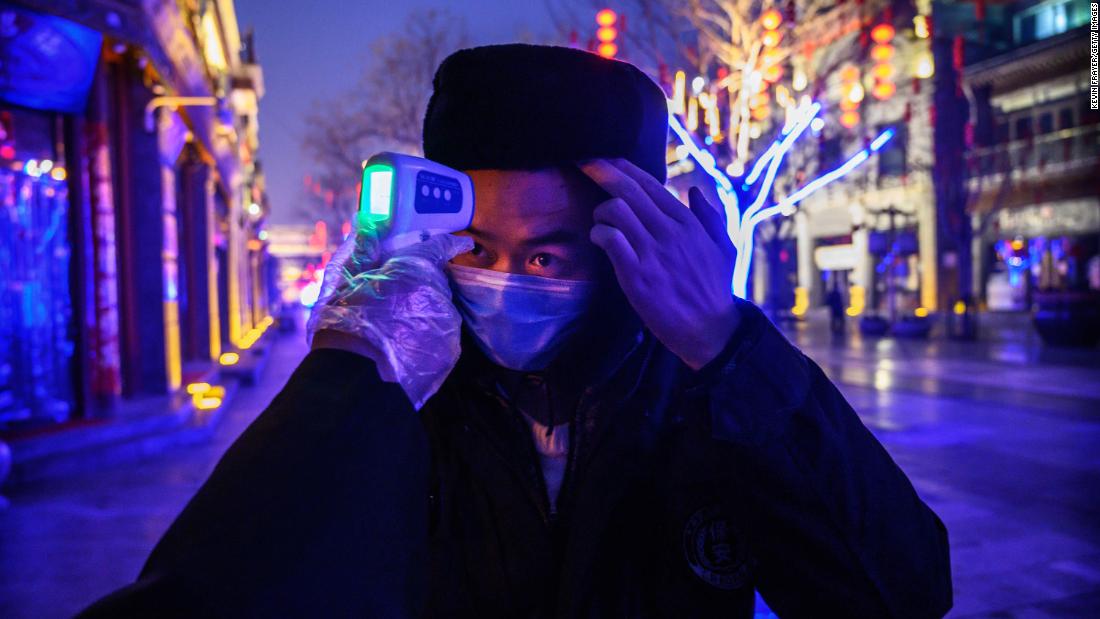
[358, 152, 475, 252]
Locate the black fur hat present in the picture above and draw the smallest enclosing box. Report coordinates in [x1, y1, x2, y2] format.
[423, 44, 669, 183]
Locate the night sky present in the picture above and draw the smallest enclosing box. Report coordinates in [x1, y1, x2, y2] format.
[234, 0, 566, 224]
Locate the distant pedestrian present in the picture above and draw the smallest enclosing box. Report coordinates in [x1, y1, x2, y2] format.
[827, 282, 846, 335]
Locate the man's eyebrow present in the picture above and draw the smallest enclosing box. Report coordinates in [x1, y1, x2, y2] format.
[466, 226, 583, 247]
[520, 229, 583, 247]
[466, 225, 498, 241]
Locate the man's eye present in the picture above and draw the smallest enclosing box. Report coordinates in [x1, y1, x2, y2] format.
[530, 253, 553, 268]
[470, 242, 486, 256]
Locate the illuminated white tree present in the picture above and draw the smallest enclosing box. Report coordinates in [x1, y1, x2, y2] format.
[668, 100, 894, 298]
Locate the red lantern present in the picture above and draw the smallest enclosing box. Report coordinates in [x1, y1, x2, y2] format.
[595, 9, 619, 58]
[870, 44, 894, 62]
[871, 63, 896, 80]
[871, 23, 895, 44]
[871, 81, 896, 100]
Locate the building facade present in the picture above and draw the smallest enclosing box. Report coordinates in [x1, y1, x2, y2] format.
[791, 0, 941, 318]
[0, 0, 271, 432]
[958, 0, 1098, 311]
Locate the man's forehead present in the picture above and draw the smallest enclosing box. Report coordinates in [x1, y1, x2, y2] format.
[468, 168, 593, 217]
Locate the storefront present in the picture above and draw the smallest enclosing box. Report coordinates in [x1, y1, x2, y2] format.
[984, 200, 1100, 311]
[0, 8, 102, 428]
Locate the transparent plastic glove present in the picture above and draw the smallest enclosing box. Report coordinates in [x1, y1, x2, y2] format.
[306, 228, 474, 410]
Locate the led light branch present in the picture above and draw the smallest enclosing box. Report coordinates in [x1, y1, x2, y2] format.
[667, 100, 894, 299]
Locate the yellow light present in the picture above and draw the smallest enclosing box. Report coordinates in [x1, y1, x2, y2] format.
[597, 42, 618, 58]
[840, 110, 860, 128]
[763, 64, 783, 83]
[1010, 239, 1025, 251]
[840, 97, 860, 112]
[792, 69, 808, 91]
[847, 82, 865, 103]
[206, 386, 226, 399]
[672, 71, 687, 114]
[686, 96, 699, 131]
[281, 266, 303, 282]
[914, 52, 935, 79]
[596, 8, 617, 27]
[50, 167, 67, 181]
[751, 105, 771, 121]
[847, 285, 866, 316]
[775, 85, 790, 106]
[760, 8, 782, 30]
[914, 307, 929, 317]
[953, 301, 967, 315]
[706, 104, 721, 138]
[164, 300, 182, 391]
[914, 15, 930, 39]
[871, 81, 897, 100]
[871, 44, 895, 62]
[840, 65, 860, 83]
[872, 63, 896, 80]
[871, 23, 895, 44]
[219, 352, 240, 366]
[791, 287, 809, 316]
[596, 26, 617, 42]
[761, 29, 782, 48]
[201, 12, 228, 71]
[195, 396, 222, 411]
[186, 382, 211, 395]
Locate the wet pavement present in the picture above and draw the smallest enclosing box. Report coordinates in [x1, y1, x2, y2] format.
[1, 312, 1099, 618]
[783, 313, 1100, 617]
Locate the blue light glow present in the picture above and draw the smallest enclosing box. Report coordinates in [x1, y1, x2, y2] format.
[870, 129, 895, 151]
[667, 96, 896, 299]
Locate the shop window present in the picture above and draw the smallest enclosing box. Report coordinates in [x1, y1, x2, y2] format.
[1038, 112, 1053, 134]
[1014, 117, 1033, 140]
[1013, 0, 1088, 45]
[1081, 101, 1100, 126]
[877, 123, 907, 178]
[0, 107, 75, 428]
[1058, 108, 1074, 130]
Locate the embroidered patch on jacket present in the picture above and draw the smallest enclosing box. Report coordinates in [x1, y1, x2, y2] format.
[682, 504, 751, 590]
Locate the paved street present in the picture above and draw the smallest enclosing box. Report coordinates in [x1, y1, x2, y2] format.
[2, 314, 1099, 618]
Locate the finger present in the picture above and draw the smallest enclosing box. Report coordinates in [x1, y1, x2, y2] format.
[593, 198, 652, 255]
[688, 187, 736, 261]
[399, 233, 474, 264]
[579, 159, 672, 238]
[608, 158, 692, 224]
[590, 223, 640, 272]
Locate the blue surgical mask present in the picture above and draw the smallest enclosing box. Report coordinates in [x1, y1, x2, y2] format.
[447, 264, 597, 371]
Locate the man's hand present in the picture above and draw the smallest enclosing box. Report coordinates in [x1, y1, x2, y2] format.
[307, 230, 473, 409]
[580, 158, 739, 370]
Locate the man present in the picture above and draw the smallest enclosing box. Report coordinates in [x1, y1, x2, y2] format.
[827, 281, 846, 336]
[81, 44, 951, 618]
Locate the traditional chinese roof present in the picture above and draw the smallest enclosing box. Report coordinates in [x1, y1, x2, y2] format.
[963, 27, 1089, 91]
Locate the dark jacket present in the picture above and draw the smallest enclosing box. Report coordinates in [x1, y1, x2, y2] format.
[79, 300, 952, 618]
